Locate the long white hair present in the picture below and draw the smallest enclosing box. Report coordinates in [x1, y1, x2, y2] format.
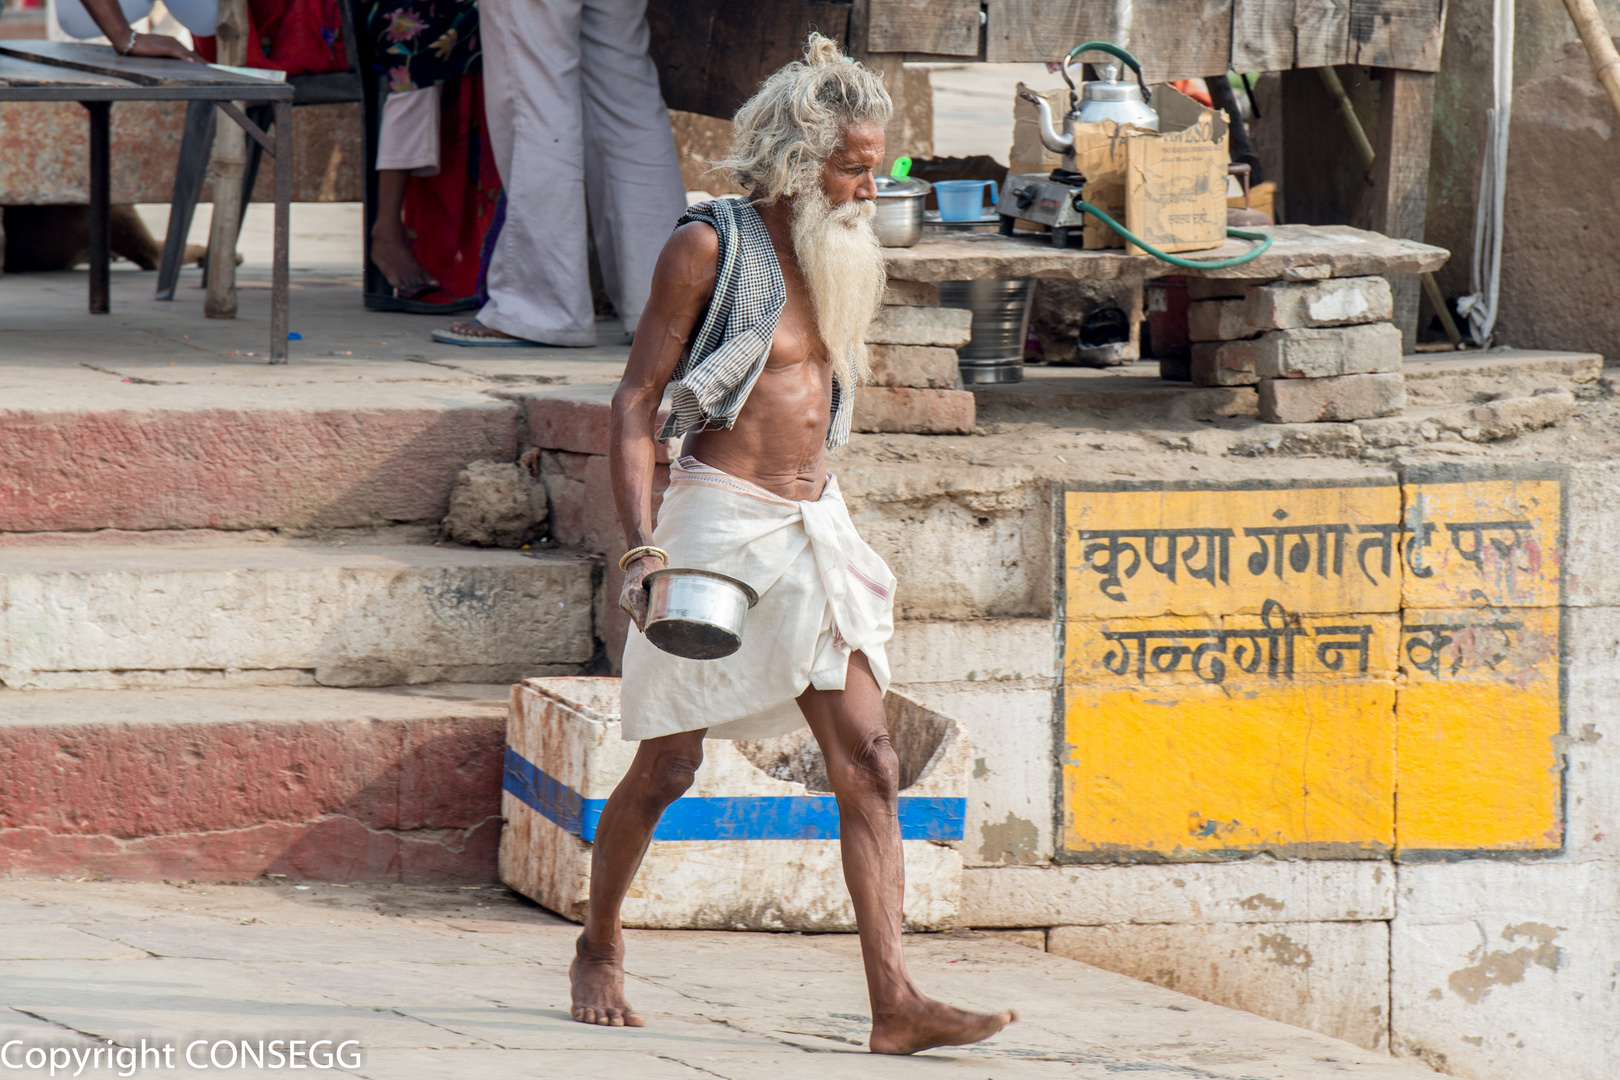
[719, 33, 893, 203]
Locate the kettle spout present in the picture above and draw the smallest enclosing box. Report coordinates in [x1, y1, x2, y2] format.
[1019, 88, 1074, 154]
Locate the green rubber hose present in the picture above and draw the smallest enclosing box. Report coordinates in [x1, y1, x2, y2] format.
[1076, 201, 1273, 269]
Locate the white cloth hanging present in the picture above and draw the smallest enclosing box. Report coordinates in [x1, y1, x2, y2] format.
[1457, 0, 1515, 346]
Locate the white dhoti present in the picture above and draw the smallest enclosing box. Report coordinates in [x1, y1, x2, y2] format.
[475, 0, 687, 344]
[376, 85, 442, 176]
[620, 458, 897, 742]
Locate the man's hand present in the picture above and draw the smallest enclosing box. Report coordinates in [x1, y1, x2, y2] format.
[619, 554, 666, 630]
[128, 33, 204, 62]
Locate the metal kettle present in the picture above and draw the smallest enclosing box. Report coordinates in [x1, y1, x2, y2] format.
[1023, 41, 1158, 168]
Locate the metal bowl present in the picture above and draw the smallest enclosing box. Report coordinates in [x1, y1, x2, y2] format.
[874, 176, 930, 248]
[643, 568, 760, 660]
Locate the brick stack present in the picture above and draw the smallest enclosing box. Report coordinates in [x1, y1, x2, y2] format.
[854, 283, 976, 435]
[1186, 276, 1406, 423]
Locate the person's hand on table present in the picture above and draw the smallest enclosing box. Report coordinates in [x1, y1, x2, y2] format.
[79, 0, 203, 62]
[126, 33, 204, 62]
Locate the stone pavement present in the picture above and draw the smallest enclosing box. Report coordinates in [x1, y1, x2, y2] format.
[0, 881, 1441, 1080]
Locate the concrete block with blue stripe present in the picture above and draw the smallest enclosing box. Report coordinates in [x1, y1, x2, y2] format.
[499, 677, 971, 931]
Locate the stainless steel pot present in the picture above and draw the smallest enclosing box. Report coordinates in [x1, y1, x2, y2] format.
[873, 176, 930, 248]
[643, 568, 760, 660]
[937, 278, 1036, 385]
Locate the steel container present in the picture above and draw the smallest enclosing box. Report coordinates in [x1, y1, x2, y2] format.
[873, 176, 930, 248]
[937, 278, 1036, 385]
[643, 568, 760, 660]
[922, 209, 1000, 234]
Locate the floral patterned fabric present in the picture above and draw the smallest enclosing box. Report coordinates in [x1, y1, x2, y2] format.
[366, 0, 480, 94]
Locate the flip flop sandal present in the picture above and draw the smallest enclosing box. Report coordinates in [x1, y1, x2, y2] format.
[430, 325, 543, 347]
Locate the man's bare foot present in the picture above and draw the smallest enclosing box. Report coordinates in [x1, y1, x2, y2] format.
[370, 228, 439, 297]
[570, 933, 645, 1027]
[869, 996, 1016, 1055]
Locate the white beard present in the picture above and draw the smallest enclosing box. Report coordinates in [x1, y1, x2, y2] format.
[789, 186, 886, 389]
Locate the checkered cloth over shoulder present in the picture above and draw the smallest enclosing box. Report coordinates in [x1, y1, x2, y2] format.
[658, 198, 854, 450]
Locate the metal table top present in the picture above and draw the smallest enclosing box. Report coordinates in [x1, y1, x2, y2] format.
[0, 41, 293, 102]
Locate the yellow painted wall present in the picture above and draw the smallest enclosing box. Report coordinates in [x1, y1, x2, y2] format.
[1059, 475, 1563, 860]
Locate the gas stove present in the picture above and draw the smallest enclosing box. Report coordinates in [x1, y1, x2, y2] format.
[997, 169, 1089, 247]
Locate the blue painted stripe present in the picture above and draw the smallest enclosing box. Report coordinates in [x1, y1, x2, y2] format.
[503, 747, 964, 842]
[503, 747, 584, 835]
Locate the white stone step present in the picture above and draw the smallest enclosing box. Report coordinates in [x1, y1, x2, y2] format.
[0, 542, 594, 690]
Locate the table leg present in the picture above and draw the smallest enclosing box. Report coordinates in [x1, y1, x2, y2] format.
[86, 101, 111, 314]
[270, 99, 291, 364]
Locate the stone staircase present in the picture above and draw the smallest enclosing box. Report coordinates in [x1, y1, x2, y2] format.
[0, 382, 598, 883]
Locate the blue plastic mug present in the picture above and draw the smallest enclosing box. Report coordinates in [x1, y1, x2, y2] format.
[934, 179, 998, 222]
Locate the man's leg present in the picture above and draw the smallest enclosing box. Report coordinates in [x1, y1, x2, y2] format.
[456, 0, 596, 346]
[579, 0, 688, 333]
[798, 652, 1016, 1055]
[572, 728, 707, 1026]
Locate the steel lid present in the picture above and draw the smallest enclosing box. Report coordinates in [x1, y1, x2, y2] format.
[1082, 65, 1146, 103]
[875, 175, 931, 198]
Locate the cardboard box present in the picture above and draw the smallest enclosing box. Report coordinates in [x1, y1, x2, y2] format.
[1124, 88, 1230, 255]
[1010, 83, 1068, 172]
[1011, 83, 1224, 252]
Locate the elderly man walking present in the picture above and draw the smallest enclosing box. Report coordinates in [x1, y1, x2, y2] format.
[573, 35, 1017, 1055]
[433, 0, 686, 346]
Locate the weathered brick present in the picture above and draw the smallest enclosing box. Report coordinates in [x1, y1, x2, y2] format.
[1190, 340, 1261, 386]
[865, 305, 973, 348]
[852, 387, 975, 434]
[0, 544, 595, 689]
[1186, 276, 1267, 301]
[1251, 323, 1403, 380]
[523, 386, 668, 460]
[883, 280, 940, 306]
[0, 686, 509, 883]
[1246, 275, 1394, 330]
[0, 398, 520, 533]
[1188, 299, 1257, 342]
[1258, 372, 1406, 423]
[867, 345, 960, 389]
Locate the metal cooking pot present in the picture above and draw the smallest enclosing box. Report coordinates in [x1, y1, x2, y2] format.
[873, 175, 930, 248]
[643, 568, 760, 660]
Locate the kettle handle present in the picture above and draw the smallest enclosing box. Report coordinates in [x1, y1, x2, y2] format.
[1063, 41, 1152, 107]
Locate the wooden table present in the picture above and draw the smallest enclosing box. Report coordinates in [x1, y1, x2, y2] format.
[881, 225, 1450, 284]
[0, 42, 295, 362]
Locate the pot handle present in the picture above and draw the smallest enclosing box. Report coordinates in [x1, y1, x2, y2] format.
[1062, 40, 1151, 106]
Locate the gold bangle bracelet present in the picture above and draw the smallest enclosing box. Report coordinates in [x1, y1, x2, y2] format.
[618, 545, 670, 571]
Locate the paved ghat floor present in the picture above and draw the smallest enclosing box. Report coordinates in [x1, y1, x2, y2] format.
[0, 882, 1439, 1080]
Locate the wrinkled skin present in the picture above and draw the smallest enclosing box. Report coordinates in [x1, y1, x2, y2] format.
[585, 121, 1017, 1055]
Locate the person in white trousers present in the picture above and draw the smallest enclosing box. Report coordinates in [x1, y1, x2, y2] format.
[431, 0, 686, 347]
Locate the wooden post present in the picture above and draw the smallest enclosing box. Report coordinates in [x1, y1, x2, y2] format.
[1368, 69, 1435, 352]
[204, 0, 248, 319]
[1561, 0, 1620, 120]
[86, 101, 111, 314]
[865, 52, 934, 170]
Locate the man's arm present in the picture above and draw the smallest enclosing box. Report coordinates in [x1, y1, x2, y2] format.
[609, 221, 719, 629]
[78, 0, 202, 60]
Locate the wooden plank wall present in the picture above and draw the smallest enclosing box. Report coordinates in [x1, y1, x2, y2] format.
[866, 0, 980, 56]
[975, 0, 1438, 78]
[646, 0, 854, 119]
[645, 0, 1446, 115]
